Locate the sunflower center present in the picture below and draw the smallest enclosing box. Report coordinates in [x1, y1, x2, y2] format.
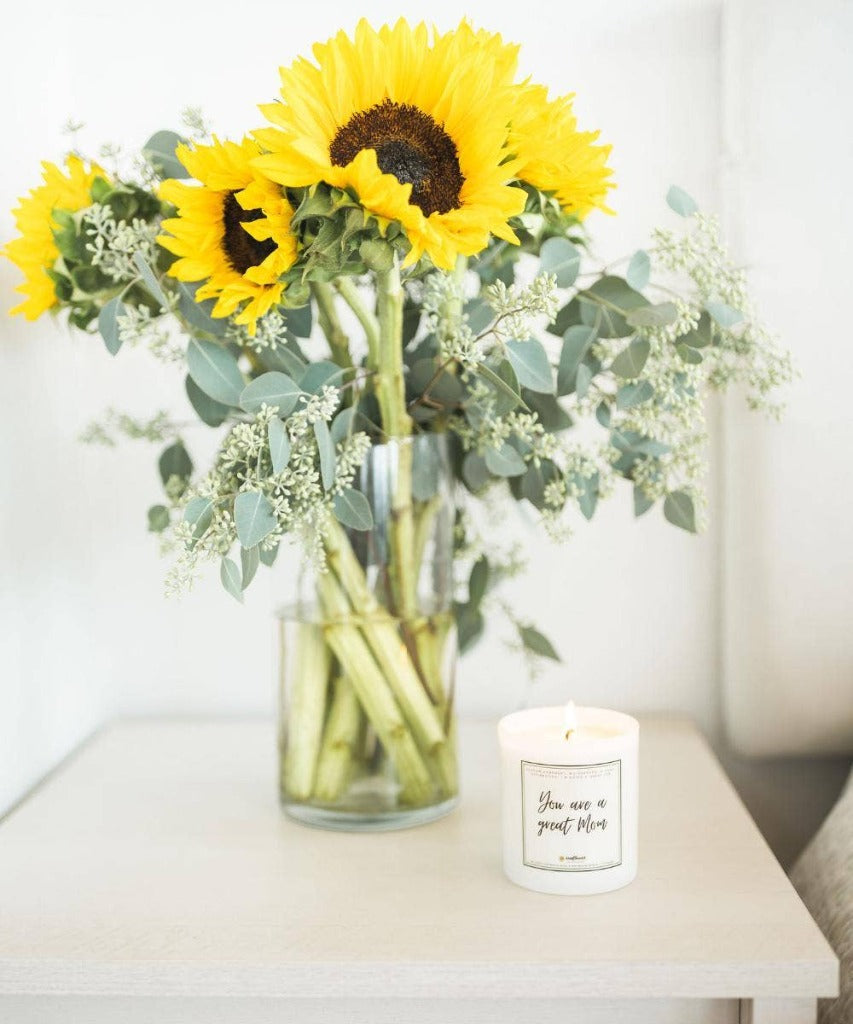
[222, 191, 275, 275]
[329, 99, 464, 217]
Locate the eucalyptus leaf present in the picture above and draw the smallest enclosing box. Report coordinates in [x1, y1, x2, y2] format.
[666, 185, 698, 217]
[98, 295, 125, 356]
[259, 544, 279, 567]
[333, 488, 374, 531]
[299, 360, 342, 395]
[706, 300, 743, 328]
[178, 282, 225, 337]
[330, 407, 356, 446]
[539, 236, 581, 287]
[187, 338, 244, 407]
[475, 361, 526, 412]
[184, 496, 214, 541]
[611, 338, 651, 379]
[677, 344, 704, 364]
[575, 362, 593, 399]
[547, 298, 583, 337]
[616, 381, 654, 410]
[519, 625, 561, 662]
[158, 441, 192, 487]
[485, 443, 526, 477]
[664, 490, 697, 532]
[240, 371, 300, 416]
[462, 452, 491, 492]
[521, 390, 572, 431]
[142, 130, 189, 179]
[557, 325, 596, 395]
[576, 471, 599, 521]
[595, 401, 612, 428]
[185, 375, 230, 427]
[314, 419, 335, 490]
[454, 600, 484, 654]
[469, 557, 489, 607]
[268, 417, 291, 473]
[626, 302, 678, 329]
[520, 459, 561, 510]
[240, 546, 260, 590]
[132, 251, 169, 309]
[234, 491, 277, 548]
[505, 338, 554, 394]
[147, 505, 169, 533]
[463, 297, 494, 334]
[634, 485, 654, 517]
[284, 303, 313, 338]
[626, 250, 651, 291]
[220, 557, 243, 603]
[681, 311, 713, 348]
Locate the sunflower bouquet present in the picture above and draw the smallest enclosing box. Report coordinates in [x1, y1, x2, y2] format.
[5, 20, 791, 828]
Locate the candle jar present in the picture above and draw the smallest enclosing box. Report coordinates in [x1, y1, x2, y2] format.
[498, 706, 639, 895]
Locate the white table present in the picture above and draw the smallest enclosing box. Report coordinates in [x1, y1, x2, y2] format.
[0, 719, 838, 1024]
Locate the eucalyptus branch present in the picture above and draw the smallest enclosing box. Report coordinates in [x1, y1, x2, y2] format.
[311, 281, 352, 369]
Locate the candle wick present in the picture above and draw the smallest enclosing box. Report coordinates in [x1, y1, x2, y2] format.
[564, 728, 575, 741]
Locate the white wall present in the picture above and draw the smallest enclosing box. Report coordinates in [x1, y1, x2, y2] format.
[1, 0, 847, 839]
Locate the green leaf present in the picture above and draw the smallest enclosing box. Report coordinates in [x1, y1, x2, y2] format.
[259, 544, 279, 567]
[132, 251, 169, 309]
[664, 490, 697, 532]
[519, 625, 560, 662]
[333, 488, 374, 531]
[185, 375, 229, 427]
[616, 381, 654, 410]
[284, 303, 313, 338]
[462, 452, 490, 492]
[521, 390, 572, 431]
[98, 295, 125, 356]
[626, 250, 650, 291]
[576, 471, 599, 520]
[314, 419, 335, 490]
[147, 504, 169, 533]
[548, 298, 583, 337]
[187, 338, 244, 407]
[240, 546, 260, 590]
[184, 496, 214, 542]
[539, 236, 581, 287]
[158, 441, 192, 487]
[485, 443, 526, 477]
[475, 361, 527, 412]
[520, 459, 561, 510]
[706, 301, 743, 328]
[666, 185, 698, 217]
[268, 417, 291, 473]
[595, 401, 612, 428]
[359, 238, 394, 271]
[409, 358, 464, 407]
[234, 491, 277, 548]
[579, 276, 648, 339]
[681, 311, 713, 348]
[330, 407, 356, 446]
[575, 362, 593, 399]
[464, 297, 494, 334]
[469, 556, 489, 607]
[611, 338, 651, 378]
[454, 600, 484, 655]
[220, 557, 243, 603]
[626, 302, 678, 329]
[259, 342, 306, 378]
[299, 360, 342, 395]
[240, 371, 301, 416]
[142, 130, 189, 179]
[505, 338, 553, 394]
[677, 344, 704, 364]
[557, 325, 596, 395]
[178, 282, 225, 337]
[633, 485, 654, 518]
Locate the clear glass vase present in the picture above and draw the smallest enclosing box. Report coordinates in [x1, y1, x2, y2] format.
[277, 433, 458, 831]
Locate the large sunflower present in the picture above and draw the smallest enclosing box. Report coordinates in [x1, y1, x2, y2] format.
[508, 84, 614, 218]
[158, 137, 297, 330]
[6, 155, 103, 319]
[252, 19, 527, 269]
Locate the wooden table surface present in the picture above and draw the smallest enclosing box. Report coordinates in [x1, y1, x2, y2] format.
[0, 718, 838, 1024]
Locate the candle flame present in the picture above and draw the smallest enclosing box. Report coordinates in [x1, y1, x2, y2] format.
[564, 700, 578, 740]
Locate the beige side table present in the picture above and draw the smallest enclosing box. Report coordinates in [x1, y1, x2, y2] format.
[0, 718, 838, 1023]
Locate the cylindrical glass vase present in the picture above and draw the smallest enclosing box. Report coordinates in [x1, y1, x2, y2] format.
[277, 434, 458, 831]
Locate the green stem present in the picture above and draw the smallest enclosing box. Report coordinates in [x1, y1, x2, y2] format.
[312, 281, 352, 370]
[373, 258, 411, 439]
[335, 277, 380, 364]
[281, 622, 331, 800]
[313, 675, 362, 803]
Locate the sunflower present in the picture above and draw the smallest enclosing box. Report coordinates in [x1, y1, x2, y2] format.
[5, 155, 103, 319]
[158, 137, 297, 330]
[252, 19, 527, 270]
[508, 84, 614, 218]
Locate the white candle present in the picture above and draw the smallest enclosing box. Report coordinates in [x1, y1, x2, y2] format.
[498, 703, 639, 895]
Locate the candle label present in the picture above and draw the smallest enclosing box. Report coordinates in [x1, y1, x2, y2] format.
[521, 760, 622, 872]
